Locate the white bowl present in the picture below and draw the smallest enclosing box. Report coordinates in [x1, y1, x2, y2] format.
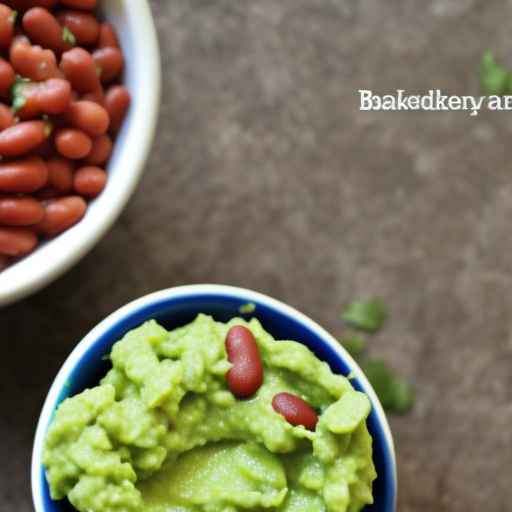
[0, 0, 161, 308]
[32, 285, 397, 512]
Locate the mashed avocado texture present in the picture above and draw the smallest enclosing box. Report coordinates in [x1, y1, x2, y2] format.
[43, 315, 377, 512]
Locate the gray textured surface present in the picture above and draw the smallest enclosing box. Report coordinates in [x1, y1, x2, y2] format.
[1, 0, 512, 510]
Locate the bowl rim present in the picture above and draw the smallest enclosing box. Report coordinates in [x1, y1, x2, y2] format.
[0, 0, 161, 308]
[32, 284, 397, 511]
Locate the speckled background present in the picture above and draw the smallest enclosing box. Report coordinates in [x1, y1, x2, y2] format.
[2, 1, 512, 510]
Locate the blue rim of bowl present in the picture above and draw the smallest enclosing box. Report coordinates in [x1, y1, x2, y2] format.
[32, 284, 397, 512]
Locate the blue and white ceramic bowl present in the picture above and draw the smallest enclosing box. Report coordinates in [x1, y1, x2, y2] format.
[32, 285, 397, 512]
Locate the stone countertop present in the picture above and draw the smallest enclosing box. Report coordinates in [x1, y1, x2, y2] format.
[1, 1, 511, 510]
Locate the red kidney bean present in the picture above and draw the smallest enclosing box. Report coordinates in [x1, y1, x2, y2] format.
[0, 4, 16, 49]
[93, 47, 123, 84]
[85, 134, 112, 165]
[0, 58, 15, 97]
[16, 78, 72, 118]
[0, 157, 48, 193]
[98, 22, 119, 49]
[60, 47, 101, 93]
[47, 157, 74, 192]
[36, 195, 86, 236]
[73, 165, 105, 197]
[57, 10, 99, 46]
[38, 79, 73, 113]
[54, 127, 92, 159]
[105, 85, 130, 133]
[0, 104, 15, 131]
[22, 7, 67, 52]
[272, 392, 319, 431]
[225, 325, 264, 398]
[0, 196, 44, 225]
[0, 121, 51, 157]
[60, 0, 97, 10]
[10, 36, 61, 81]
[0, 226, 37, 256]
[67, 100, 109, 136]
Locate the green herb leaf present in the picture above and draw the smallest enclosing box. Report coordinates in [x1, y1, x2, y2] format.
[360, 358, 415, 414]
[62, 26, 76, 46]
[10, 75, 31, 113]
[480, 50, 511, 96]
[341, 333, 366, 356]
[239, 302, 256, 315]
[343, 299, 387, 333]
[96, 66, 103, 77]
[390, 377, 416, 413]
[12, 94, 26, 112]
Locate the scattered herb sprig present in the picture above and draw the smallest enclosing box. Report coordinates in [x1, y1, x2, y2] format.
[343, 299, 387, 333]
[340, 298, 415, 414]
[62, 26, 76, 46]
[480, 50, 512, 96]
[360, 359, 415, 414]
[340, 332, 366, 357]
[11, 75, 30, 112]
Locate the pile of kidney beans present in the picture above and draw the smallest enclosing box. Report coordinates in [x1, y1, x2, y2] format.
[0, 0, 130, 272]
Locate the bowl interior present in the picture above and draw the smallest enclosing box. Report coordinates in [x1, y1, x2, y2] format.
[36, 289, 396, 512]
[0, 0, 160, 307]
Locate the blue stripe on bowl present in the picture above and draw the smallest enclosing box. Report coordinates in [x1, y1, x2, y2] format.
[41, 291, 396, 512]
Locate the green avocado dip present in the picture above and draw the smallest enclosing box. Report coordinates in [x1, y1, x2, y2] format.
[43, 315, 377, 512]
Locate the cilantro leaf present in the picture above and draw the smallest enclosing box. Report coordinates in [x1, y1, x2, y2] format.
[12, 93, 26, 112]
[360, 358, 415, 414]
[10, 75, 30, 113]
[480, 50, 511, 96]
[390, 377, 416, 413]
[337, 296, 415, 414]
[62, 26, 76, 46]
[343, 299, 387, 333]
[341, 333, 366, 356]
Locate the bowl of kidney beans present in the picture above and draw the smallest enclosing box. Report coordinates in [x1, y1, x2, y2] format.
[0, 0, 160, 307]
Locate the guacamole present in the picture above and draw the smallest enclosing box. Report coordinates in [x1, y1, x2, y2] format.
[43, 315, 377, 512]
